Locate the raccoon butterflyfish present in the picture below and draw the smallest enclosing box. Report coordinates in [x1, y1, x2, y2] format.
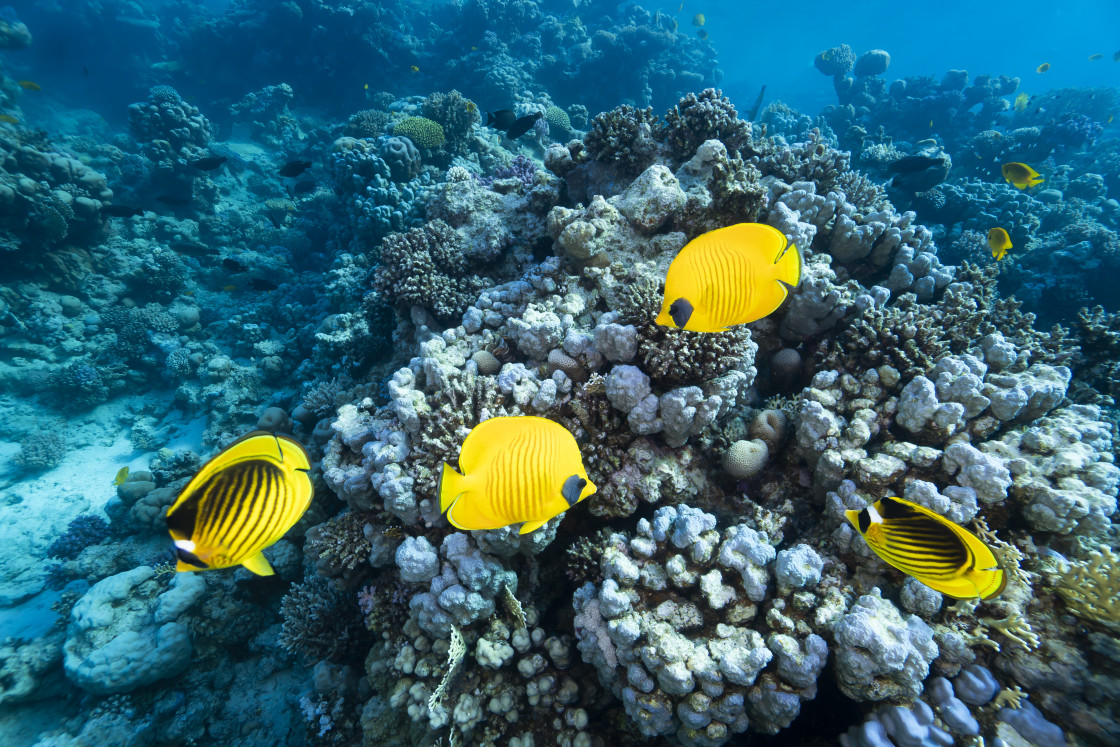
[1036, 63, 1050, 73]
[439, 416, 597, 534]
[113, 466, 130, 486]
[1089, 53, 1104, 61]
[17, 80, 41, 91]
[1014, 92, 1029, 112]
[655, 223, 803, 333]
[692, 13, 705, 26]
[988, 227, 1012, 260]
[166, 431, 313, 575]
[1002, 162, 1044, 189]
[844, 497, 1007, 600]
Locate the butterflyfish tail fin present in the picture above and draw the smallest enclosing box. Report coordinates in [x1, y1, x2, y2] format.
[241, 551, 275, 576]
[440, 462, 466, 513]
[773, 239, 803, 290]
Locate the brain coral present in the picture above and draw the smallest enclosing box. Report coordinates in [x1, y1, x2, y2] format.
[394, 116, 446, 149]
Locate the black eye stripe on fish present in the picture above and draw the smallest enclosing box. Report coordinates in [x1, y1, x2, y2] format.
[857, 510, 872, 534]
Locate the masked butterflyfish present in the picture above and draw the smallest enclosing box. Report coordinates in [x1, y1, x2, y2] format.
[988, 227, 1012, 260]
[1001, 162, 1044, 190]
[655, 222, 803, 333]
[439, 416, 596, 534]
[166, 431, 313, 575]
[844, 497, 1006, 600]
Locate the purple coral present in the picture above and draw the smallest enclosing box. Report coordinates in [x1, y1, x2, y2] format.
[47, 515, 111, 560]
[478, 155, 537, 189]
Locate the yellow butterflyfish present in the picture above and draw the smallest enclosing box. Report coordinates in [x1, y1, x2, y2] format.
[1001, 162, 1044, 189]
[988, 227, 1012, 260]
[410, 65, 420, 73]
[845, 497, 1007, 600]
[655, 223, 803, 333]
[113, 466, 130, 486]
[1036, 62, 1050, 73]
[692, 13, 705, 26]
[439, 416, 596, 534]
[1014, 92, 1029, 112]
[166, 431, 313, 575]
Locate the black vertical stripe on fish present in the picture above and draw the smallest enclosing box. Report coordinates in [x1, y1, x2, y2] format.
[242, 468, 292, 557]
[201, 461, 253, 544]
[206, 460, 267, 554]
[857, 509, 871, 533]
[877, 497, 918, 519]
[166, 494, 199, 537]
[226, 461, 284, 558]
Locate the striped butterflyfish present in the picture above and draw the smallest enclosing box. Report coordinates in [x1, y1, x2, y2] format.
[655, 222, 803, 333]
[166, 431, 313, 576]
[844, 497, 1006, 600]
[439, 416, 597, 534]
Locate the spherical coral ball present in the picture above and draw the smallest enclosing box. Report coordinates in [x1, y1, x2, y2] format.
[722, 439, 769, 479]
[749, 409, 790, 453]
[770, 347, 803, 390]
[394, 116, 445, 149]
[471, 350, 501, 375]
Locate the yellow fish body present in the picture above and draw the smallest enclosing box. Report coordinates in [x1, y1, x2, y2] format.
[1036, 62, 1050, 73]
[17, 80, 41, 91]
[988, 227, 1012, 260]
[845, 497, 1006, 600]
[113, 466, 130, 486]
[440, 416, 596, 534]
[166, 431, 313, 575]
[410, 65, 420, 73]
[655, 223, 803, 333]
[692, 13, 705, 26]
[1001, 162, 1044, 190]
[1014, 92, 1029, 112]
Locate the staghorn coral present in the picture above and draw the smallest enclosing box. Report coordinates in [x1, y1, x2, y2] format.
[1056, 547, 1120, 631]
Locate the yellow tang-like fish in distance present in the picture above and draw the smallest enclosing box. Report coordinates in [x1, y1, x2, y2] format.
[1001, 162, 1044, 190]
[845, 497, 1007, 600]
[656, 222, 803, 333]
[166, 431, 313, 575]
[440, 416, 597, 534]
[988, 227, 1012, 260]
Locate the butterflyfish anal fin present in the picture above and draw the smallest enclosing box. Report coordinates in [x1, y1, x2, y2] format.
[519, 518, 548, 535]
[241, 551, 275, 576]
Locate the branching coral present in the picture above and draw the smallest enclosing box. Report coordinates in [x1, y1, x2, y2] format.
[581, 104, 660, 173]
[372, 219, 489, 323]
[394, 116, 445, 149]
[661, 88, 753, 163]
[279, 577, 369, 663]
[1056, 545, 1120, 631]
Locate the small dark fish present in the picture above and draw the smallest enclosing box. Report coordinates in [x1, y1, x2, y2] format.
[156, 194, 193, 205]
[222, 258, 246, 271]
[279, 160, 312, 177]
[487, 110, 518, 130]
[291, 180, 317, 196]
[170, 240, 216, 257]
[189, 156, 227, 171]
[506, 111, 543, 139]
[267, 212, 284, 229]
[249, 277, 279, 291]
[100, 204, 144, 218]
[887, 155, 947, 174]
[747, 84, 767, 120]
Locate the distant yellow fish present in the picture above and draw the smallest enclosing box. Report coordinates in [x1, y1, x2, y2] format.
[440, 416, 596, 534]
[410, 65, 420, 73]
[1014, 92, 1029, 112]
[929, 119, 933, 127]
[1002, 162, 1044, 189]
[678, 1, 684, 11]
[697, 29, 708, 40]
[364, 83, 369, 90]
[222, 284, 238, 292]
[17, 80, 41, 91]
[1110, 115, 1115, 124]
[0, 114, 17, 124]
[988, 227, 1012, 260]
[1036, 62, 1050, 73]
[692, 13, 705, 26]
[1089, 53, 1104, 61]
[656, 223, 803, 333]
[113, 466, 130, 486]
[845, 497, 1006, 600]
[167, 431, 313, 575]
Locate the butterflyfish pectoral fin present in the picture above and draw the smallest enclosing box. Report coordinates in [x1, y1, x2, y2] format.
[241, 551, 275, 576]
[519, 518, 548, 535]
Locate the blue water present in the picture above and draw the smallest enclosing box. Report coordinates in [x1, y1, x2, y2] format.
[1, 1, 1118, 745]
